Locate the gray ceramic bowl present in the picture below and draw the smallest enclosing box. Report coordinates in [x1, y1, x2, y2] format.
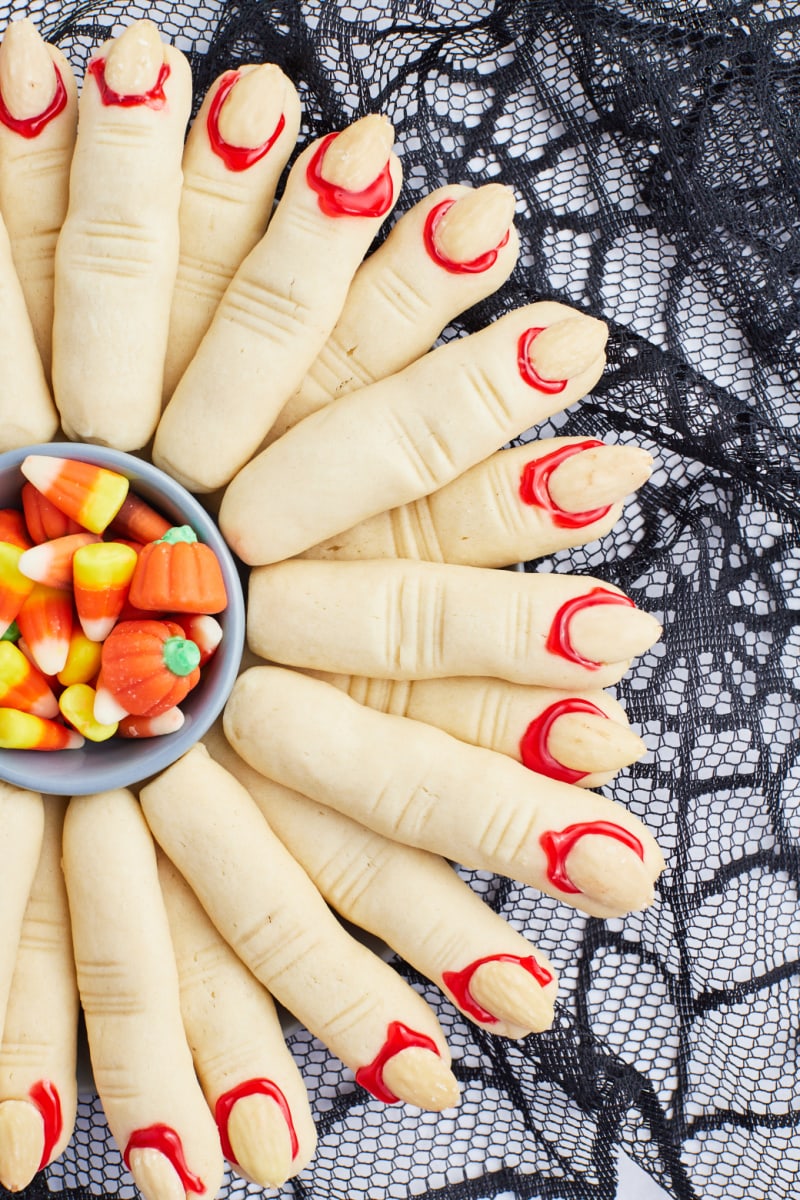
[0, 442, 245, 796]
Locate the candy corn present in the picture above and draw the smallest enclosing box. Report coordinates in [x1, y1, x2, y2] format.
[118, 707, 185, 738]
[59, 684, 118, 742]
[108, 491, 170, 545]
[0, 542, 36, 636]
[18, 531, 100, 588]
[0, 708, 83, 750]
[20, 456, 129, 534]
[91, 671, 129, 725]
[72, 541, 138, 642]
[0, 641, 59, 717]
[167, 613, 222, 666]
[0, 509, 32, 549]
[21, 482, 83, 543]
[16, 583, 72, 676]
[57, 629, 103, 687]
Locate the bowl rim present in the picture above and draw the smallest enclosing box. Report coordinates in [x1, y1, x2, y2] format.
[0, 442, 246, 797]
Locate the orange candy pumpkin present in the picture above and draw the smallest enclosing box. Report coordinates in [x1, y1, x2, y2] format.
[99, 619, 202, 716]
[128, 525, 228, 614]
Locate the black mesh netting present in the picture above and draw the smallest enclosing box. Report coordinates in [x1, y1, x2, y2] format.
[2, 1, 799, 1198]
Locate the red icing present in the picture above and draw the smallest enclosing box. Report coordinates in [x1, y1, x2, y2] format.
[206, 70, 286, 171]
[540, 821, 645, 894]
[442, 954, 554, 1024]
[518, 440, 612, 529]
[517, 327, 568, 394]
[123, 1124, 205, 1194]
[519, 697, 611, 784]
[422, 199, 510, 274]
[355, 1021, 441, 1103]
[0, 63, 67, 137]
[28, 1080, 62, 1170]
[306, 131, 394, 218]
[545, 586, 636, 669]
[88, 57, 170, 109]
[214, 1078, 299, 1164]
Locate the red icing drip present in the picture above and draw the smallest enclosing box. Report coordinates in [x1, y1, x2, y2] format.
[540, 821, 645, 894]
[422, 199, 510, 274]
[0, 63, 67, 137]
[519, 697, 611, 783]
[517, 327, 568, 393]
[123, 1124, 205, 1194]
[28, 1080, 62, 1170]
[354, 1021, 441, 1104]
[88, 57, 170, 109]
[518, 439, 612, 529]
[206, 71, 286, 171]
[306, 131, 394, 218]
[442, 954, 554, 1024]
[545, 586, 636, 669]
[214, 1077, 299, 1164]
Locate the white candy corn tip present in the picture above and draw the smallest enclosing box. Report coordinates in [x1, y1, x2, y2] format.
[119, 707, 185, 738]
[93, 686, 129, 726]
[28, 636, 68, 678]
[19, 454, 63, 496]
[79, 616, 117, 643]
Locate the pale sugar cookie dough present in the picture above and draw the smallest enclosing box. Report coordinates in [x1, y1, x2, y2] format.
[305, 673, 646, 789]
[219, 301, 608, 565]
[153, 114, 403, 492]
[0, 798, 78, 1193]
[223, 666, 665, 920]
[0, 207, 58, 451]
[140, 744, 460, 1113]
[206, 723, 558, 1040]
[62, 789, 224, 1200]
[52, 20, 192, 450]
[0, 17, 78, 381]
[304, 436, 654, 567]
[162, 63, 302, 400]
[246, 558, 662, 690]
[156, 852, 317, 1189]
[270, 181, 520, 439]
[0, 783, 44, 1045]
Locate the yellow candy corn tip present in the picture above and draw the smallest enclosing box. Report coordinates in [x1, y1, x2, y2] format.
[59, 684, 118, 742]
[0, 542, 31, 592]
[0, 707, 84, 750]
[57, 633, 103, 687]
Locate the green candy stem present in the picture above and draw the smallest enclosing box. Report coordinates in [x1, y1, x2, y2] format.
[157, 525, 198, 545]
[162, 636, 201, 677]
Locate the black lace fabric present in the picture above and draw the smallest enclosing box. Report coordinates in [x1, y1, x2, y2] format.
[3, 1, 799, 1199]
